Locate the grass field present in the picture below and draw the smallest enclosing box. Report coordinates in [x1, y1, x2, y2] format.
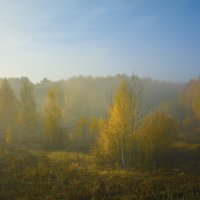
[1, 146, 200, 200]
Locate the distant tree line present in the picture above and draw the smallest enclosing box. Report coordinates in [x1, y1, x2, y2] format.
[0, 74, 200, 170]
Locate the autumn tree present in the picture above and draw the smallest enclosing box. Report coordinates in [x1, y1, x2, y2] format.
[43, 89, 64, 149]
[183, 78, 200, 119]
[136, 111, 178, 170]
[18, 77, 38, 144]
[0, 79, 18, 143]
[95, 77, 142, 168]
[182, 78, 200, 132]
[5, 126, 13, 145]
[88, 117, 102, 144]
[71, 116, 103, 152]
[71, 116, 88, 151]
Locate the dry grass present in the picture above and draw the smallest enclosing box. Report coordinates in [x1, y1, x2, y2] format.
[0, 146, 200, 200]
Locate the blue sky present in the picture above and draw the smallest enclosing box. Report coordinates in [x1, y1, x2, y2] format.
[0, 0, 200, 82]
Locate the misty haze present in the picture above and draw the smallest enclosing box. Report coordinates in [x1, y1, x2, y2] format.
[0, 0, 200, 200]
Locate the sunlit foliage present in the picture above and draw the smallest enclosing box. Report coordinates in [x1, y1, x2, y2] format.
[94, 78, 142, 168]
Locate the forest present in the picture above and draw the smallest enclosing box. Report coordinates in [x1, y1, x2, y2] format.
[1, 74, 200, 200]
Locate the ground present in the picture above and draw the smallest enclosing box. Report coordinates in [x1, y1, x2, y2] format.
[0, 146, 200, 200]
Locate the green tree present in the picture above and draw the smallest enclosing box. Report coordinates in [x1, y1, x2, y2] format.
[18, 77, 38, 144]
[5, 126, 13, 145]
[0, 79, 18, 142]
[137, 111, 178, 170]
[72, 116, 89, 151]
[44, 89, 64, 149]
[184, 79, 200, 120]
[88, 117, 102, 143]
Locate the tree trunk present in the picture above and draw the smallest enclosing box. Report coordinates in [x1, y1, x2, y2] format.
[121, 143, 125, 168]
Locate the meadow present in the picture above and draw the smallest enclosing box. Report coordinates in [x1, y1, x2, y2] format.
[1, 146, 200, 200]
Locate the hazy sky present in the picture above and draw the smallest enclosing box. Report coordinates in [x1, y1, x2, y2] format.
[0, 0, 200, 82]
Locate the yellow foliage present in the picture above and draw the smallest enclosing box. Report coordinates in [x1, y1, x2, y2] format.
[95, 78, 142, 167]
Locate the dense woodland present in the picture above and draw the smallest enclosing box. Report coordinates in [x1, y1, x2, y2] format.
[1, 74, 200, 199]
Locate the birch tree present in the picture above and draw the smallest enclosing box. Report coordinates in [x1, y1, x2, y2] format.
[44, 89, 64, 149]
[95, 76, 143, 168]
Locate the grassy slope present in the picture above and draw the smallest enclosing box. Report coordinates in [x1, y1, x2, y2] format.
[0, 146, 200, 200]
